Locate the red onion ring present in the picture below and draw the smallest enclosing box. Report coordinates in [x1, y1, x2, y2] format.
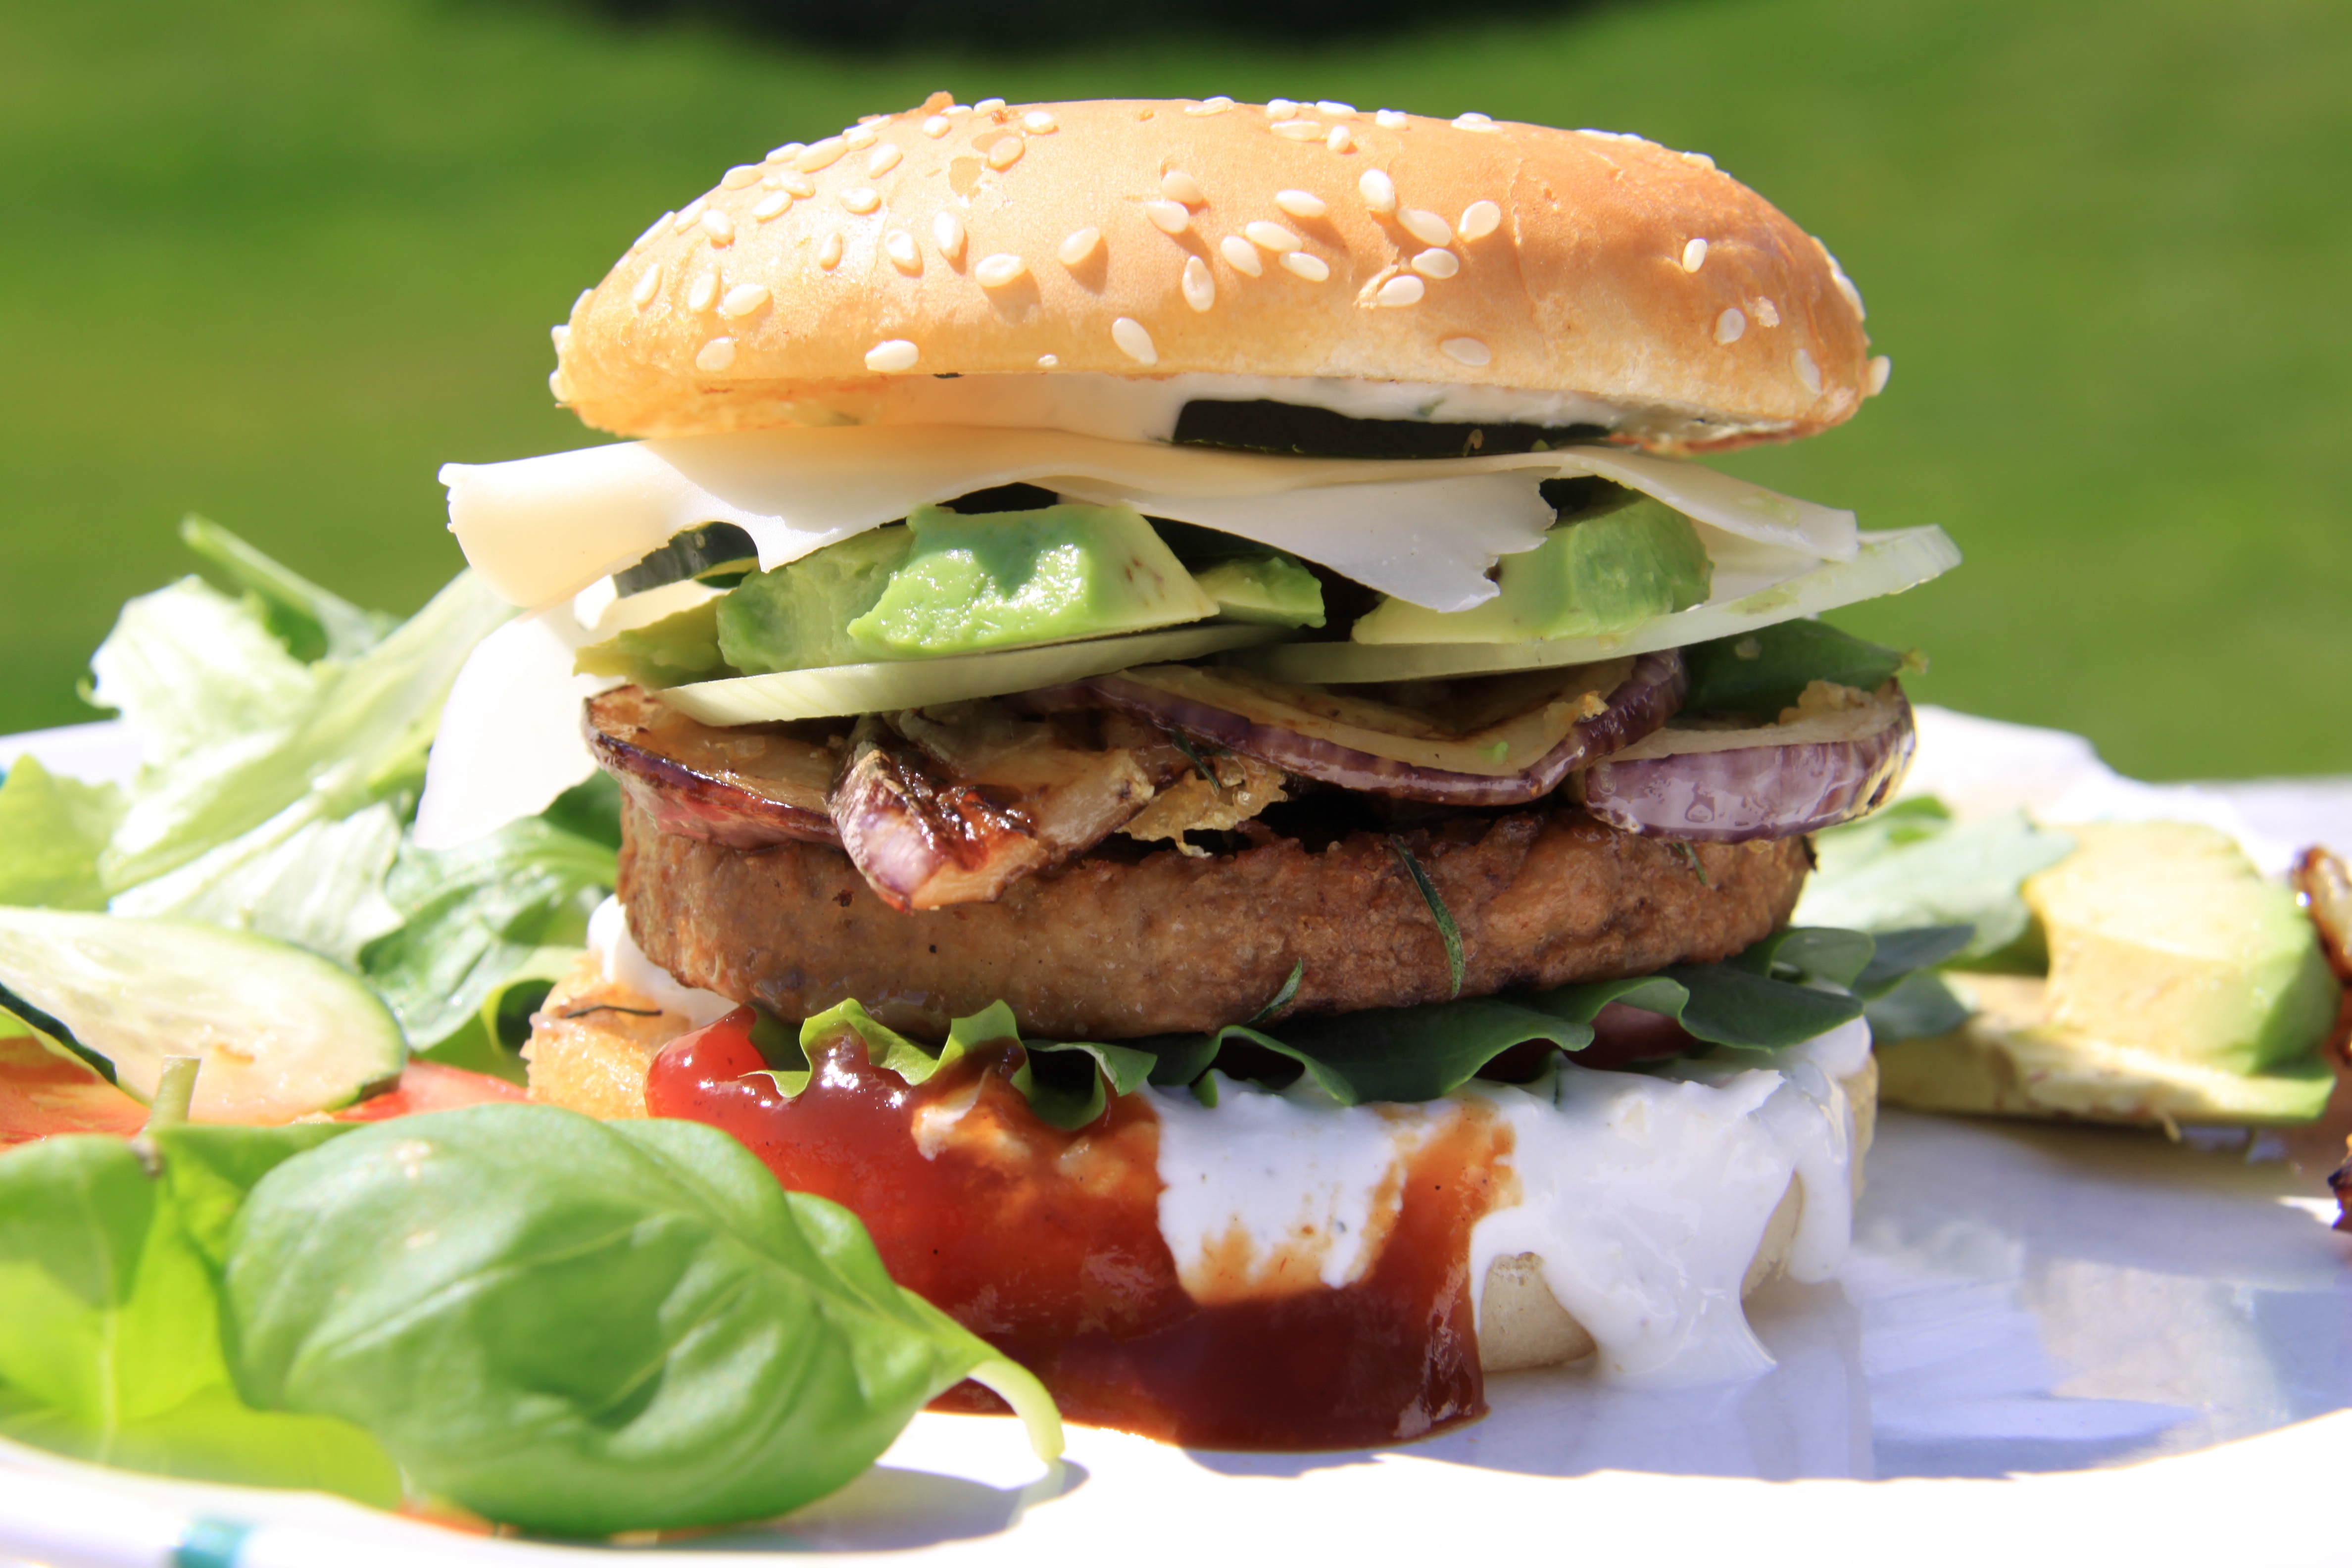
[1578, 687, 1916, 842]
[1059, 650, 1686, 806]
[584, 686, 839, 850]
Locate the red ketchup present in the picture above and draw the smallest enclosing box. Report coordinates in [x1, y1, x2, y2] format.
[645, 1008, 1511, 1449]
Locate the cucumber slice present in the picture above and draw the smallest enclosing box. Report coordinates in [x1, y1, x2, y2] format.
[1228, 526, 1960, 685]
[661, 624, 1284, 725]
[0, 909, 406, 1123]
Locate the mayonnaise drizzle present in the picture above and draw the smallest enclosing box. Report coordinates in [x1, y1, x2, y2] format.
[1148, 1019, 1871, 1386]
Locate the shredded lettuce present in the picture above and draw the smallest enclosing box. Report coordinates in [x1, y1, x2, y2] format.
[0, 757, 121, 911]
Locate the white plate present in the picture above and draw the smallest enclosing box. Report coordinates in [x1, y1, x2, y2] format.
[4, 715, 2349, 1567]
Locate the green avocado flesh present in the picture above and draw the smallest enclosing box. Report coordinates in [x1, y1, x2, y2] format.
[1875, 821, 2342, 1126]
[1191, 554, 1326, 628]
[717, 526, 915, 676]
[848, 503, 1216, 658]
[1349, 495, 1712, 645]
[575, 598, 727, 689]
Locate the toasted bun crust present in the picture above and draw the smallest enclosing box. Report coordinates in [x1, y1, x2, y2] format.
[557, 96, 1877, 452]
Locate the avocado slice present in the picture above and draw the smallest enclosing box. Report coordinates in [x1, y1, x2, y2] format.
[717, 526, 916, 676]
[847, 502, 1217, 658]
[1349, 495, 1712, 645]
[1192, 554, 1326, 628]
[1876, 974, 2337, 1126]
[2028, 822, 2339, 1075]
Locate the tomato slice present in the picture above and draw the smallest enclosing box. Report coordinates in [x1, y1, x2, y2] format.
[335, 1061, 529, 1122]
[0, 1033, 147, 1145]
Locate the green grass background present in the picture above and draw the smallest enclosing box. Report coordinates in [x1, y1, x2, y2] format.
[3, 0, 2345, 778]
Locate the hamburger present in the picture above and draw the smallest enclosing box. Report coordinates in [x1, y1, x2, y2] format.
[420, 95, 1958, 1447]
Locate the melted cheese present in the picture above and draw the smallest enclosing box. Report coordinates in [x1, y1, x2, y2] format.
[1149, 1019, 1870, 1386]
[442, 427, 1856, 616]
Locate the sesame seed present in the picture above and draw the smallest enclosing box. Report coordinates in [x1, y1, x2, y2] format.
[1829, 258, 1866, 319]
[975, 98, 1006, 113]
[1272, 120, 1324, 142]
[687, 270, 719, 312]
[858, 113, 887, 126]
[1111, 316, 1158, 365]
[842, 126, 878, 151]
[1398, 208, 1452, 246]
[1220, 234, 1264, 275]
[1451, 111, 1496, 131]
[1793, 348, 1822, 396]
[550, 323, 568, 351]
[885, 230, 921, 272]
[986, 137, 1025, 170]
[867, 144, 903, 177]
[1715, 307, 1746, 344]
[1359, 169, 1398, 213]
[818, 233, 844, 270]
[839, 188, 881, 215]
[1375, 109, 1408, 128]
[1375, 273, 1424, 306]
[1161, 170, 1207, 206]
[695, 337, 737, 372]
[1680, 150, 1715, 170]
[573, 287, 594, 314]
[633, 212, 674, 248]
[777, 172, 817, 198]
[1023, 109, 1058, 133]
[673, 197, 707, 231]
[720, 283, 770, 318]
[867, 339, 920, 372]
[1410, 247, 1459, 279]
[1680, 238, 1709, 273]
[1245, 219, 1301, 250]
[765, 143, 805, 164]
[1184, 97, 1235, 116]
[1057, 227, 1102, 266]
[1281, 251, 1329, 281]
[1752, 297, 1780, 328]
[1441, 337, 1491, 366]
[1266, 98, 1299, 117]
[1274, 189, 1326, 219]
[1182, 255, 1216, 312]
[795, 138, 846, 172]
[1866, 355, 1893, 395]
[548, 368, 566, 401]
[922, 115, 952, 138]
[976, 252, 1027, 288]
[699, 208, 736, 245]
[1317, 100, 1357, 117]
[1458, 200, 1502, 242]
[1038, 352, 1059, 367]
[720, 164, 763, 190]
[632, 263, 663, 306]
[753, 191, 792, 221]
[1326, 126, 1354, 153]
[1144, 199, 1190, 236]
[934, 211, 967, 261]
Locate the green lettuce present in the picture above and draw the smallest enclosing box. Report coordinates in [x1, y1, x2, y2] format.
[0, 757, 121, 911]
[1794, 796, 2076, 961]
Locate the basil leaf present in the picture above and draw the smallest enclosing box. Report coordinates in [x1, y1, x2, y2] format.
[1853, 925, 1976, 999]
[1664, 963, 1865, 1050]
[1863, 970, 1976, 1043]
[360, 818, 615, 1049]
[1152, 999, 1593, 1107]
[223, 1105, 1057, 1534]
[1796, 800, 2076, 960]
[0, 1131, 400, 1504]
[1736, 926, 1878, 988]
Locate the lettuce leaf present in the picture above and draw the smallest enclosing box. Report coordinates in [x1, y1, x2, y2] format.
[0, 757, 121, 911]
[785, 999, 1155, 1132]
[1794, 797, 2076, 960]
[179, 514, 399, 664]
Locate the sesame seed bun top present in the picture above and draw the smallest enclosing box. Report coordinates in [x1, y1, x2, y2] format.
[554, 95, 1883, 453]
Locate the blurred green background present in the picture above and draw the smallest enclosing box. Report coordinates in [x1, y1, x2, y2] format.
[3, 0, 2345, 778]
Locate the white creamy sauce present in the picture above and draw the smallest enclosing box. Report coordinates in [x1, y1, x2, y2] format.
[586, 895, 738, 1027]
[1147, 1019, 1871, 1387]
[780, 372, 1637, 446]
[441, 426, 1855, 618]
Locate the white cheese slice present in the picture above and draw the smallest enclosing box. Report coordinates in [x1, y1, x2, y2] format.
[412, 607, 616, 851]
[442, 427, 1857, 615]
